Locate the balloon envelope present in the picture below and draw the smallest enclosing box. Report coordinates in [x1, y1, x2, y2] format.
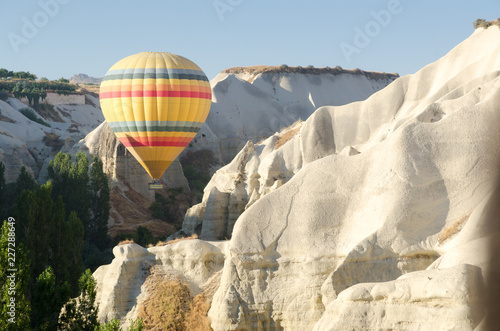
[99, 52, 211, 179]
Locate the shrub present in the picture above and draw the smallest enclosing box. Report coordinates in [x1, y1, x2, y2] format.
[97, 319, 121, 331]
[95, 317, 145, 331]
[0, 91, 9, 101]
[128, 318, 145, 331]
[43, 132, 64, 150]
[473, 19, 486, 29]
[19, 107, 50, 127]
[113, 226, 165, 248]
[58, 269, 99, 330]
[473, 18, 493, 29]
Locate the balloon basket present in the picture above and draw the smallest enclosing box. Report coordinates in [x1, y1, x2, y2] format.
[148, 181, 164, 190]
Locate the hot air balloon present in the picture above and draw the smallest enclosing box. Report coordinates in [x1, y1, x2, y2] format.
[99, 52, 212, 189]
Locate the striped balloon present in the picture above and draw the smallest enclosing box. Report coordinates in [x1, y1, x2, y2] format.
[99, 52, 211, 179]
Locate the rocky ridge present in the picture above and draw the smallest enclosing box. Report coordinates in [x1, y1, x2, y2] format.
[94, 28, 500, 330]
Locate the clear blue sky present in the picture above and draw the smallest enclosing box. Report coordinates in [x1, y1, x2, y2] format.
[0, 0, 499, 81]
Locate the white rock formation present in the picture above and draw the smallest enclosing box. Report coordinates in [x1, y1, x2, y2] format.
[94, 28, 500, 330]
[94, 240, 228, 327]
[0, 95, 103, 182]
[206, 28, 500, 330]
[314, 264, 485, 331]
[200, 69, 397, 163]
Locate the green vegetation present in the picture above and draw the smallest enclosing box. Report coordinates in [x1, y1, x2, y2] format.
[0, 79, 77, 106]
[48, 152, 113, 271]
[89, 157, 111, 250]
[0, 220, 31, 331]
[32, 267, 70, 331]
[0, 91, 9, 101]
[0, 154, 117, 329]
[473, 18, 500, 29]
[0, 69, 36, 80]
[58, 269, 98, 330]
[114, 226, 165, 248]
[97, 318, 145, 331]
[19, 108, 51, 127]
[183, 165, 210, 194]
[149, 188, 183, 222]
[180, 150, 217, 201]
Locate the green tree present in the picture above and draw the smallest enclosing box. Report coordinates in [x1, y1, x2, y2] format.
[48, 152, 90, 231]
[14, 183, 84, 295]
[31, 266, 70, 331]
[58, 269, 99, 331]
[89, 156, 110, 249]
[15, 167, 36, 196]
[134, 226, 154, 247]
[0, 162, 5, 213]
[0, 220, 31, 330]
[0, 68, 9, 79]
[63, 212, 85, 294]
[14, 185, 52, 282]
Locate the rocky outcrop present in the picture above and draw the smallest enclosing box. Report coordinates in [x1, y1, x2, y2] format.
[181, 121, 303, 240]
[0, 95, 103, 183]
[206, 28, 500, 330]
[202, 69, 397, 164]
[94, 240, 228, 327]
[70, 73, 102, 85]
[94, 28, 500, 330]
[314, 264, 485, 331]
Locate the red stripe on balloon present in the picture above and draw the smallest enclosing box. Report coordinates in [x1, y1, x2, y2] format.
[100, 91, 211, 99]
[118, 136, 192, 148]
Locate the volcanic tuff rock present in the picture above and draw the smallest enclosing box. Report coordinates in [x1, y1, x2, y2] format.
[206, 28, 499, 330]
[94, 28, 500, 330]
[201, 68, 397, 164]
[0, 95, 103, 183]
[94, 240, 228, 328]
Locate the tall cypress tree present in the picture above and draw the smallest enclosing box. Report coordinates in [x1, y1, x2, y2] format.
[48, 152, 90, 229]
[89, 156, 110, 249]
[0, 162, 5, 212]
[31, 267, 70, 331]
[14, 183, 84, 295]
